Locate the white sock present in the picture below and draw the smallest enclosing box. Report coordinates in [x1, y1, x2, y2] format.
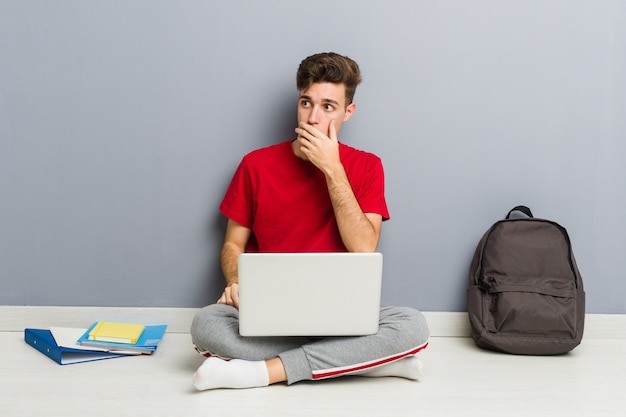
[358, 356, 424, 380]
[193, 357, 270, 390]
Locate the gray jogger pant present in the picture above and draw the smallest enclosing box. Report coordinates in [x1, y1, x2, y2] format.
[190, 304, 430, 385]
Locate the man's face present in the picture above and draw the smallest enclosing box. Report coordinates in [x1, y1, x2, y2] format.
[296, 82, 356, 138]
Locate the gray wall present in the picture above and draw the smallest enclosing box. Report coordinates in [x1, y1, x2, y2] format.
[1, 1, 624, 313]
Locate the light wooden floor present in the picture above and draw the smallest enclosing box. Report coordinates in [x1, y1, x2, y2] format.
[1, 308, 625, 417]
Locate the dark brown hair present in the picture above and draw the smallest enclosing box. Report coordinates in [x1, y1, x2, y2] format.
[296, 52, 362, 106]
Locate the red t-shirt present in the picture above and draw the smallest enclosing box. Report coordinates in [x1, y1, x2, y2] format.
[219, 140, 390, 252]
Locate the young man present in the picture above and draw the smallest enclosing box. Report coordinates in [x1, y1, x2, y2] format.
[191, 52, 429, 390]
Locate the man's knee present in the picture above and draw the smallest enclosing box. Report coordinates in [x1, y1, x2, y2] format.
[190, 304, 239, 353]
[380, 306, 430, 347]
[406, 307, 430, 346]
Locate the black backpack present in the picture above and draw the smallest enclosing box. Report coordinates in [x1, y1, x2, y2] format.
[467, 206, 585, 355]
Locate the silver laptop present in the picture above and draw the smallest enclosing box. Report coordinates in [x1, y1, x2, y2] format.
[238, 252, 383, 337]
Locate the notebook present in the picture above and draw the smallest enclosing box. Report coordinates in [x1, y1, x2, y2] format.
[87, 322, 145, 344]
[237, 252, 383, 336]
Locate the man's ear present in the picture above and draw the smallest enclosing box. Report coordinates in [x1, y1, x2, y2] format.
[343, 102, 356, 122]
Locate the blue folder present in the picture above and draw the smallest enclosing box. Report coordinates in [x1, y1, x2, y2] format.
[24, 328, 126, 365]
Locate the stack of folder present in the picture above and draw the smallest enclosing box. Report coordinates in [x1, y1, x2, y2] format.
[25, 321, 167, 365]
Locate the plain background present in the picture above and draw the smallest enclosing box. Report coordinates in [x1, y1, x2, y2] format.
[1, 1, 624, 313]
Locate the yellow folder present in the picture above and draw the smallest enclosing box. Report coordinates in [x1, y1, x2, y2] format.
[88, 322, 145, 344]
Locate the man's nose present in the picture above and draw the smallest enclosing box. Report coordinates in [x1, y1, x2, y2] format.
[307, 106, 320, 125]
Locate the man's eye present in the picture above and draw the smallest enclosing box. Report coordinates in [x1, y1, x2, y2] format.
[300, 100, 311, 107]
[324, 104, 335, 111]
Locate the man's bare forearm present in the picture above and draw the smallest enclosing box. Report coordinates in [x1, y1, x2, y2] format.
[325, 168, 380, 252]
[220, 241, 241, 286]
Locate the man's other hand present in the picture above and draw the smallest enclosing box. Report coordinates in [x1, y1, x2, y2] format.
[217, 283, 239, 309]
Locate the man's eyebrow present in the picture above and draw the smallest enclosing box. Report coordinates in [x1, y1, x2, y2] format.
[299, 95, 340, 106]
